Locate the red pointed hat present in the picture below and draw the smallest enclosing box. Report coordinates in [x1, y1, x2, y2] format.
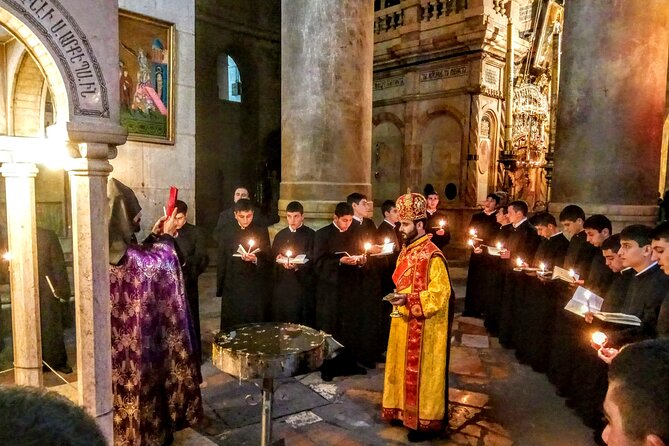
[396, 192, 427, 221]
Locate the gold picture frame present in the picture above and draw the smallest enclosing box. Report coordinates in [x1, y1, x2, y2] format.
[119, 10, 175, 144]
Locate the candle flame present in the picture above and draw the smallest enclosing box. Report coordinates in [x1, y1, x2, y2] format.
[248, 239, 255, 248]
[384, 238, 390, 245]
[496, 242, 502, 250]
[516, 257, 524, 267]
[364, 242, 372, 251]
[467, 239, 474, 246]
[469, 228, 476, 236]
[592, 331, 607, 347]
[2, 252, 11, 261]
[569, 268, 575, 277]
[539, 262, 546, 271]
[439, 220, 445, 227]
[285, 250, 292, 258]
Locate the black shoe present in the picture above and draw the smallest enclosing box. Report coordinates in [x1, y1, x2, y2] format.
[54, 364, 73, 374]
[407, 430, 437, 443]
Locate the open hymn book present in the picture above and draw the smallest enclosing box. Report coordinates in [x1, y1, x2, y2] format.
[276, 254, 309, 265]
[552, 266, 580, 283]
[370, 241, 395, 256]
[564, 286, 642, 326]
[232, 244, 260, 257]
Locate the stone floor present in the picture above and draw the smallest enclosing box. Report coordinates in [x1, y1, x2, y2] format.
[0, 260, 597, 445]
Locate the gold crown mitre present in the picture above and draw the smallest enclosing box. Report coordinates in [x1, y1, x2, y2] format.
[396, 192, 427, 221]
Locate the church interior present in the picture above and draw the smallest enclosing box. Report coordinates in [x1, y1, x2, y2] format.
[0, 0, 666, 444]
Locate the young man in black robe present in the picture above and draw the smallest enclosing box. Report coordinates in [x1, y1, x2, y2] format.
[424, 184, 451, 251]
[313, 202, 366, 379]
[271, 201, 315, 325]
[376, 200, 401, 350]
[214, 186, 266, 241]
[483, 206, 513, 334]
[498, 200, 541, 348]
[584, 214, 615, 296]
[561, 205, 599, 279]
[346, 192, 383, 367]
[463, 193, 500, 317]
[216, 198, 271, 329]
[174, 200, 210, 363]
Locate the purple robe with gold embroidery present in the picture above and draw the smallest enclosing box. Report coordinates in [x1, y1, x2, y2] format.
[110, 237, 202, 445]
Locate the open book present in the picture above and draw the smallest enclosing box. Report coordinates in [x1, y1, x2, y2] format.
[591, 312, 641, 326]
[552, 265, 580, 283]
[564, 286, 603, 317]
[334, 251, 364, 262]
[232, 244, 260, 257]
[370, 241, 395, 256]
[276, 254, 309, 265]
[486, 245, 503, 256]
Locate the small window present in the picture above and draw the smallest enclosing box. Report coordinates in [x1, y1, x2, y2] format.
[217, 54, 242, 103]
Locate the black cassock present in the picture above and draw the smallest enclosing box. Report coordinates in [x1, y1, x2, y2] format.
[483, 224, 514, 335]
[464, 210, 498, 316]
[37, 227, 71, 369]
[271, 225, 316, 325]
[216, 221, 271, 329]
[175, 222, 209, 362]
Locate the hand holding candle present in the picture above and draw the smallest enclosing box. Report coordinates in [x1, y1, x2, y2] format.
[591, 331, 608, 349]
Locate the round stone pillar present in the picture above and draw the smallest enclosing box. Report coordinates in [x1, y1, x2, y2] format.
[1, 162, 42, 387]
[549, 1, 669, 229]
[280, 0, 374, 224]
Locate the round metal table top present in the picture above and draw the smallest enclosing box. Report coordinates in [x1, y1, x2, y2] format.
[212, 322, 326, 380]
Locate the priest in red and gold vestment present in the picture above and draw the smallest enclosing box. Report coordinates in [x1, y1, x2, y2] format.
[382, 192, 453, 442]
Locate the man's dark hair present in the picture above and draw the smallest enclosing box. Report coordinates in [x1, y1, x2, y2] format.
[233, 198, 254, 213]
[286, 201, 304, 214]
[423, 184, 438, 197]
[334, 202, 354, 217]
[487, 193, 501, 204]
[584, 214, 612, 233]
[381, 199, 396, 216]
[651, 221, 669, 241]
[498, 205, 508, 215]
[602, 234, 622, 253]
[508, 200, 528, 216]
[531, 212, 557, 227]
[619, 224, 653, 247]
[0, 386, 107, 445]
[608, 339, 669, 443]
[346, 192, 367, 206]
[415, 218, 428, 228]
[559, 204, 585, 222]
[175, 199, 188, 215]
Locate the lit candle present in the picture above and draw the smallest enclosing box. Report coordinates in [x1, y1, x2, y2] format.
[439, 219, 445, 229]
[516, 257, 524, 267]
[591, 331, 608, 348]
[384, 238, 390, 245]
[248, 239, 255, 253]
[496, 242, 503, 250]
[1, 252, 11, 262]
[364, 242, 372, 254]
[539, 262, 546, 273]
[469, 228, 477, 236]
[285, 249, 292, 266]
[467, 239, 475, 247]
[569, 268, 576, 278]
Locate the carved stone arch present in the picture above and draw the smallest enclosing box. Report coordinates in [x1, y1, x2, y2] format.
[12, 50, 48, 136]
[418, 106, 465, 204]
[373, 111, 405, 131]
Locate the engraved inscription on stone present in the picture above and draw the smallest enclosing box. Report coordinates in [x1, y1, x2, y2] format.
[374, 76, 405, 91]
[4, 0, 109, 117]
[419, 65, 468, 82]
[483, 67, 499, 89]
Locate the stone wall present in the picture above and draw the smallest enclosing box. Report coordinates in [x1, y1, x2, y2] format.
[114, 0, 196, 239]
[195, 0, 281, 236]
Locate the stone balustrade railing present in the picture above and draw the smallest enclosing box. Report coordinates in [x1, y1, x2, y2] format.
[375, 0, 470, 34]
[374, 3, 404, 34]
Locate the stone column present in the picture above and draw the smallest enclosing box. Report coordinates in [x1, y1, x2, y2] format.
[67, 147, 114, 443]
[549, 1, 669, 229]
[1, 162, 41, 387]
[280, 0, 374, 224]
